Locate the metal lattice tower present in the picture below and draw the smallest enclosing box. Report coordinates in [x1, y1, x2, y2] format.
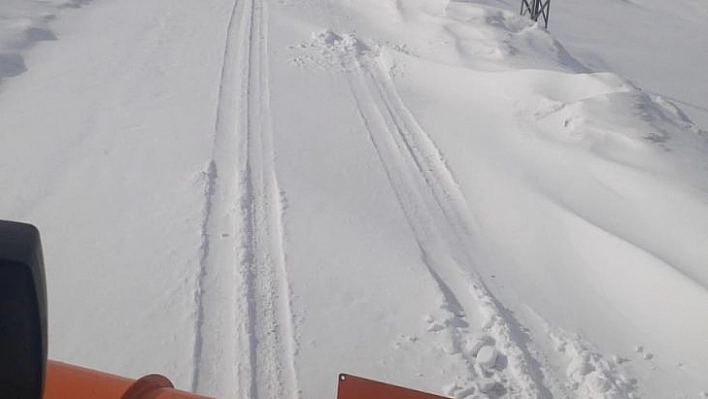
[520, 0, 551, 28]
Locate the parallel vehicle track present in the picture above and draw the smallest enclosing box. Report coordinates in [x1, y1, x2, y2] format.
[193, 0, 299, 397]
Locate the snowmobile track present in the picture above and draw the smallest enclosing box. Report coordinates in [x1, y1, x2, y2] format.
[347, 51, 550, 397]
[192, 0, 299, 398]
[235, 0, 300, 398]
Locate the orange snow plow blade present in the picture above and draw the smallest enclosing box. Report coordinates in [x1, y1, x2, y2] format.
[337, 374, 450, 399]
[44, 361, 212, 399]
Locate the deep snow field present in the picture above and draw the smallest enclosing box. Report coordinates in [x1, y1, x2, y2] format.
[1, 0, 707, 398]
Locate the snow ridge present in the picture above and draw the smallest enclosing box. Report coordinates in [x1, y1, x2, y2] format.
[192, 160, 216, 390]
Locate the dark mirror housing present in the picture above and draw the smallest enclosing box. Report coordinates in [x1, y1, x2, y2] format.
[0, 220, 47, 399]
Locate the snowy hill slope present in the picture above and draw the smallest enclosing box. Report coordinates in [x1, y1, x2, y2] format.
[1, 0, 707, 398]
[550, 0, 708, 131]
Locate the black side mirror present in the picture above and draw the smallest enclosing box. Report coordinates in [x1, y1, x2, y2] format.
[0, 220, 47, 398]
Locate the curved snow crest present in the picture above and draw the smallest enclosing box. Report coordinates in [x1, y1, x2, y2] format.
[442, 2, 589, 72]
[526, 83, 708, 187]
[528, 83, 707, 145]
[0, 0, 92, 81]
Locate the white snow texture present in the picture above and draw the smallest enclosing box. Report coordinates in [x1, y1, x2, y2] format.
[1, 0, 707, 398]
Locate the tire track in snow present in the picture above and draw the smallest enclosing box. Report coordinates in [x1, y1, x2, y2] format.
[346, 44, 550, 397]
[235, 0, 300, 398]
[192, 0, 299, 397]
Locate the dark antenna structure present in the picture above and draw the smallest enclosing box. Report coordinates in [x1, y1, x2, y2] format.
[520, 0, 551, 28]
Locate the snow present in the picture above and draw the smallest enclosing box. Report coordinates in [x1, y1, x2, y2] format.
[1, 0, 707, 398]
[550, 0, 708, 131]
[476, 346, 499, 369]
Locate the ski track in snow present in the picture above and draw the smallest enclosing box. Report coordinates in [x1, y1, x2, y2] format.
[193, 0, 299, 397]
[339, 37, 551, 397]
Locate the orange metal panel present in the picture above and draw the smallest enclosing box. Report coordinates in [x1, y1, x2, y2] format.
[44, 361, 212, 399]
[45, 361, 133, 398]
[336, 374, 450, 399]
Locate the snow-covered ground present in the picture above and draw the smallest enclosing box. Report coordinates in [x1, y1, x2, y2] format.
[551, 0, 708, 131]
[1, 0, 707, 398]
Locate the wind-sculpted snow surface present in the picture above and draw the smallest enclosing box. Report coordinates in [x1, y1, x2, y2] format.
[1, 0, 707, 398]
[548, 0, 708, 130]
[0, 0, 91, 80]
[273, 0, 708, 397]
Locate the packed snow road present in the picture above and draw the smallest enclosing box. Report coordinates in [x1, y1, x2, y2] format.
[1, 0, 708, 398]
